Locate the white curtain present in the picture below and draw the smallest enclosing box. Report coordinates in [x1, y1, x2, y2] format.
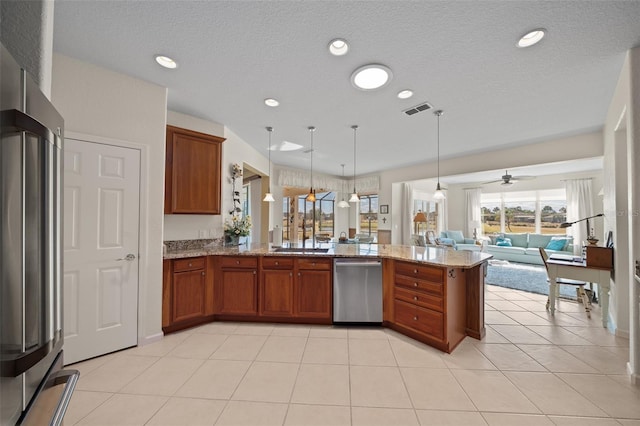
[401, 182, 414, 245]
[437, 197, 448, 236]
[464, 188, 482, 238]
[565, 178, 594, 255]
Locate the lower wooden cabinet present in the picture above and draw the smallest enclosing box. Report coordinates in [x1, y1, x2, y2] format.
[216, 256, 258, 317]
[260, 257, 294, 317]
[296, 260, 332, 320]
[162, 256, 214, 333]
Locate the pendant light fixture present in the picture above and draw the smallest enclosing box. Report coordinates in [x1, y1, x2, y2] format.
[337, 164, 350, 208]
[349, 125, 360, 203]
[263, 126, 275, 202]
[433, 110, 446, 200]
[306, 126, 316, 202]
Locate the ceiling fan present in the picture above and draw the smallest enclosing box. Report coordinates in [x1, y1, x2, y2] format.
[483, 170, 535, 186]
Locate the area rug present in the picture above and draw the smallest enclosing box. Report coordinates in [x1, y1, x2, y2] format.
[486, 261, 576, 299]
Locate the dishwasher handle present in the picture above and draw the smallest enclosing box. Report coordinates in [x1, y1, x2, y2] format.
[334, 260, 382, 267]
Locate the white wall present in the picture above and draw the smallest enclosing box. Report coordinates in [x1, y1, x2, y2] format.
[51, 53, 168, 344]
[603, 46, 639, 380]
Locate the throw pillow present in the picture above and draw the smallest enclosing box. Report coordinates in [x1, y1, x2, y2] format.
[495, 237, 512, 247]
[446, 230, 465, 244]
[546, 237, 568, 251]
[504, 233, 528, 248]
[438, 237, 457, 247]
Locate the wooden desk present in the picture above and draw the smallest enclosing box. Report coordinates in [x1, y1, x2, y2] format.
[547, 258, 612, 327]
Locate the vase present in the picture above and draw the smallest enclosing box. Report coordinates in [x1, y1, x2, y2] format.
[225, 234, 240, 246]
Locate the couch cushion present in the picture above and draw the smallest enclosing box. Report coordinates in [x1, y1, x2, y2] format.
[527, 233, 553, 248]
[487, 245, 527, 255]
[438, 237, 456, 247]
[504, 233, 528, 248]
[445, 230, 465, 244]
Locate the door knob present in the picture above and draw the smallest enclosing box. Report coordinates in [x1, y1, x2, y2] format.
[117, 253, 136, 261]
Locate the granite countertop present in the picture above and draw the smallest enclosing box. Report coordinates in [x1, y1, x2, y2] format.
[164, 242, 493, 269]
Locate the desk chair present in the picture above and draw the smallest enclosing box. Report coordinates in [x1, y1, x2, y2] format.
[539, 247, 592, 318]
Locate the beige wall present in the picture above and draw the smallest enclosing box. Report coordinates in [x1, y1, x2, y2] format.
[51, 53, 168, 344]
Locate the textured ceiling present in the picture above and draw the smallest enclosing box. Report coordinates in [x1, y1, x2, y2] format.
[52, 1, 640, 178]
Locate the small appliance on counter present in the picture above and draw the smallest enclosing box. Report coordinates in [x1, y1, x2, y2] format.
[1, 43, 79, 425]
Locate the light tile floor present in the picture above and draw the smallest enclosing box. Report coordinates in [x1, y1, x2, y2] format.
[65, 285, 640, 425]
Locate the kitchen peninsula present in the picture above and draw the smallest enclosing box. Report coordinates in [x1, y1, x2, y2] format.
[163, 243, 492, 353]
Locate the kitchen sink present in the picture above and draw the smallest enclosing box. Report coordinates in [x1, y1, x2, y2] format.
[272, 247, 329, 253]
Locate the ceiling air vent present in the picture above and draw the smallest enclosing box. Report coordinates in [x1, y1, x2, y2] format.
[403, 101, 433, 116]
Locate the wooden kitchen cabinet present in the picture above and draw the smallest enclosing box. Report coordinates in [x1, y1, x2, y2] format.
[391, 260, 466, 353]
[164, 125, 225, 214]
[260, 257, 295, 317]
[162, 256, 215, 333]
[216, 256, 258, 317]
[295, 258, 332, 321]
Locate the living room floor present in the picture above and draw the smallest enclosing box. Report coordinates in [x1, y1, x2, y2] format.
[64, 285, 640, 426]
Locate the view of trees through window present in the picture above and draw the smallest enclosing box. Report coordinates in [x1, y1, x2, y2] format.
[281, 192, 336, 243]
[481, 189, 567, 234]
[359, 195, 378, 237]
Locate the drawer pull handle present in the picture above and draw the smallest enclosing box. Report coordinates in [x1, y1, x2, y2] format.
[414, 269, 418, 274]
[236, 260, 240, 264]
[413, 296, 418, 301]
[188, 263, 192, 267]
[290, 272, 293, 277]
[253, 271, 256, 275]
[275, 261, 279, 265]
[413, 282, 418, 287]
[201, 272, 205, 276]
[413, 316, 418, 321]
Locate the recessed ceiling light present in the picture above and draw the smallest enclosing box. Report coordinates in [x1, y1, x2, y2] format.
[328, 38, 349, 56]
[155, 55, 177, 69]
[264, 98, 279, 107]
[351, 64, 393, 90]
[517, 29, 546, 48]
[397, 89, 413, 99]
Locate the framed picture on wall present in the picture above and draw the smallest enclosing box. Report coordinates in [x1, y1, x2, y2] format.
[380, 205, 389, 214]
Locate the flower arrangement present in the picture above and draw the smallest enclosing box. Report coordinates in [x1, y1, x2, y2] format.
[231, 163, 242, 180]
[224, 215, 251, 237]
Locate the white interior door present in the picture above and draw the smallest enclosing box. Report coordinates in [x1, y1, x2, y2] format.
[63, 138, 140, 365]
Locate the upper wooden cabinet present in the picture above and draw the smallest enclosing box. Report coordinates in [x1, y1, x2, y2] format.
[164, 125, 226, 214]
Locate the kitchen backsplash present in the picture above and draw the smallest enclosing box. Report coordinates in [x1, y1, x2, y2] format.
[164, 238, 223, 252]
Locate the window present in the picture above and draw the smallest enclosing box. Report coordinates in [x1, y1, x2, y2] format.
[283, 192, 335, 245]
[282, 197, 292, 241]
[481, 189, 567, 235]
[413, 199, 438, 233]
[359, 194, 378, 237]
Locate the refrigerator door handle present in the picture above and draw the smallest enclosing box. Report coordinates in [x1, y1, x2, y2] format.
[0, 331, 62, 377]
[49, 369, 80, 426]
[0, 108, 57, 144]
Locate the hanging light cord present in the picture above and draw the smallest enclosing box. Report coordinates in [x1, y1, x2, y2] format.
[267, 126, 272, 190]
[436, 113, 440, 183]
[352, 125, 358, 193]
[309, 126, 314, 189]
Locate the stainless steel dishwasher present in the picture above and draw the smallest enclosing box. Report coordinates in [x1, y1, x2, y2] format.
[333, 258, 383, 324]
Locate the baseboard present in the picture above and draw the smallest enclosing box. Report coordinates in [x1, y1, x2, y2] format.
[616, 328, 630, 339]
[138, 332, 164, 346]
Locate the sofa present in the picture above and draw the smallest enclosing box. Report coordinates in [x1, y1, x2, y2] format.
[439, 230, 574, 265]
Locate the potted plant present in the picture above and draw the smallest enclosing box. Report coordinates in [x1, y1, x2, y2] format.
[224, 215, 251, 246]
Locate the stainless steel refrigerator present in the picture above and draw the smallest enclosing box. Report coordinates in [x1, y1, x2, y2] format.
[1, 43, 78, 425]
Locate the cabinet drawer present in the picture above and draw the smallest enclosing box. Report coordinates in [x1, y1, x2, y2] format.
[297, 258, 332, 270]
[220, 256, 258, 269]
[173, 257, 206, 272]
[395, 261, 443, 282]
[262, 257, 294, 269]
[395, 286, 443, 312]
[394, 300, 444, 340]
[394, 274, 443, 296]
